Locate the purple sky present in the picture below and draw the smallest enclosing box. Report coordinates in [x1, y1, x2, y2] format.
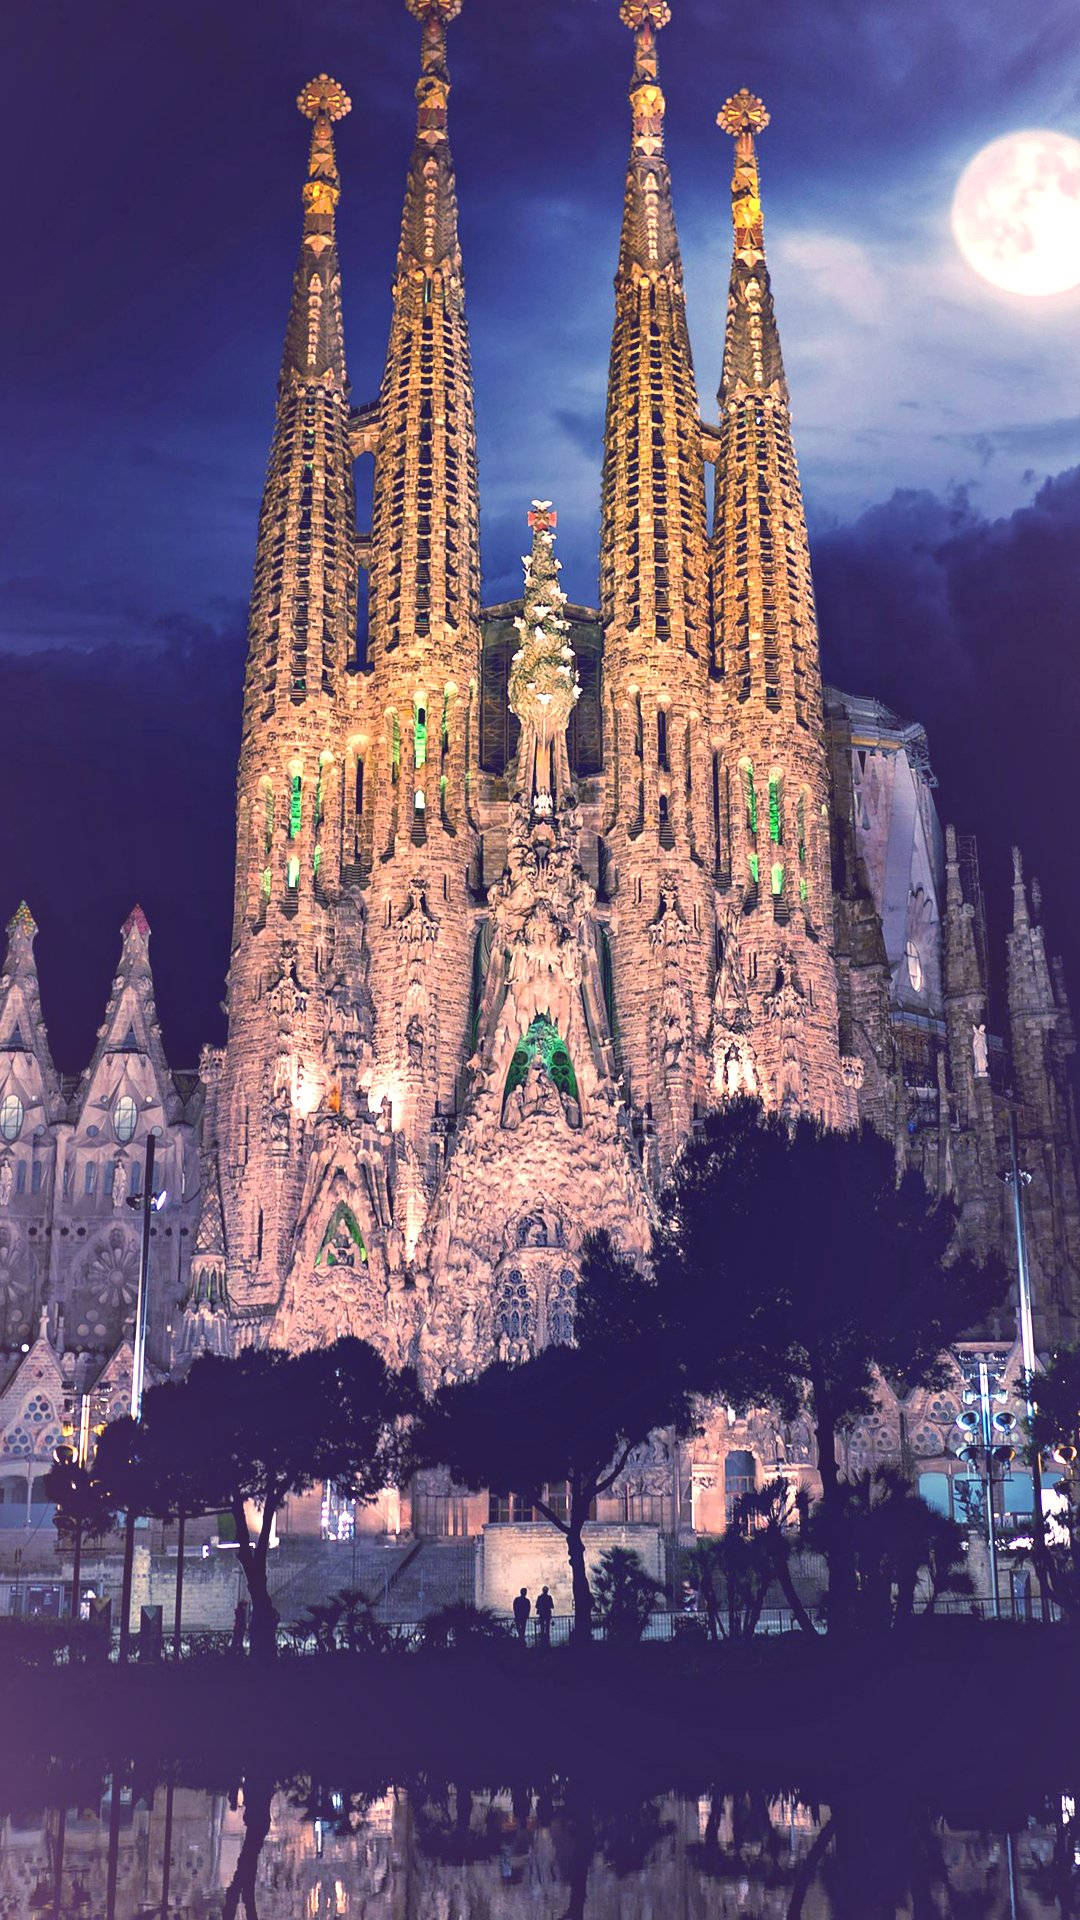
[2, 0, 1078, 1067]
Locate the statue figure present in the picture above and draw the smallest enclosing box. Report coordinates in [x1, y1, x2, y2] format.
[517, 1054, 561, 1122]
[406, 1014, 425, 1068]
[111, 1155, 128, 1209]
[269, 1094, 290, 1151]
[0, 1158, 11, 1205]
[972, 1023, 989, 1078]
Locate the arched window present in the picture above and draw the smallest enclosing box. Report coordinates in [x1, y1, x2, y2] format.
[288, 772, 302, 840]
[724, 1449, 756, 1526]
[768, 774, 783, 844]
[503, 1017, 579, 1104]
[548, 1270, 575, 1347]
[656, 707, 669, 771]
[414, 699, 427, 769]
[741, 760, 757, 835]
[495, 1270, 534, 1354]
[113, 1096, 137, 1144]
[0, 1095, 23, 1143]
[905, 939, 924, 995]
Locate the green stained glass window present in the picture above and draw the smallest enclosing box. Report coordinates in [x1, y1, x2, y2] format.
[771, 862, 784, 896]
[316, 1203, 368, 1266]
[743, 763, 757, 834]
[261, 867, 272, 900]
[503, 1016, 579, 1103]
[289, 774, 302, 839]
[797, 795, 807, 864]
[313, 844, 322, 880]
[749, 853, 759, 886]
[799, 877, 809, 902]
[414, 704, 427, 769]
[768, 775, 782, 844]
[286, 855, 300, 891]
[391, 715, 401, 783]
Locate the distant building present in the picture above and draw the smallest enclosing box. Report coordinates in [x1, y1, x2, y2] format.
[1, 0, 1077, 1583]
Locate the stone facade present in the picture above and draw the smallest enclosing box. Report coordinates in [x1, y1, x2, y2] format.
[1, 0, 1079, 1554]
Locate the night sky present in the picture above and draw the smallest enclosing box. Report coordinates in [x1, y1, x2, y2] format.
[2, 0, 1079, 1070]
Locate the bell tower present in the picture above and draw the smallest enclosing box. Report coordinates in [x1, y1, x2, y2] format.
[599, 0, 714, 1167]
[220, 76, 360, 1312]
[707, 92, 847, 1122]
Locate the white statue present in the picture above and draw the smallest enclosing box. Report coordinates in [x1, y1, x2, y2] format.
[0, 1158, 11, 1205]
[112, 1156, 128, 1209]
[972, 1023, 989, 1078]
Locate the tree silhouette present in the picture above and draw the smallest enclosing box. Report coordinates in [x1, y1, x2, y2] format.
[1024, 1347, 1080, 1619]
[419, 1234, 692, 1641]
[94, 1338, 415, 1659]
[653, 1098, 1002, 1630]
[42, 1453, 117, 1623]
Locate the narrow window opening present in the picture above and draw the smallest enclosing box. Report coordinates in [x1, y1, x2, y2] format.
[289, 773, 302, 840]
[656, 707, 669, 771]
[256, 1207, 264, 1261]
[771, 861, 784, 896]
[742, 761, 757, 835]
[768, 775, 782, 845]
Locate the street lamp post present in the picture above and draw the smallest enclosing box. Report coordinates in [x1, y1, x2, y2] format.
[119, 1130, 162, 1662]
[1005, 1106, 1050, 1610]
[954, 1355, 1018, 1619]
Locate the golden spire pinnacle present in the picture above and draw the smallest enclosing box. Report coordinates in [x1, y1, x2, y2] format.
[279, 76, 352, 387]
[405, 0, 462, 145]
[296, 75, 350, 234]
[620, 0, 671, 151]
[718, 89, 769, 256]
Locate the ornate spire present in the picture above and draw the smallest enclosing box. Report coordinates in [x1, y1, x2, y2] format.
[3, 902, 37, 975]
[280, 76, 352, 392]
[716, 91, 786, 402]
[368, 0, 480, 658]
[1011, 845, 1031, 933]
[509, 505, 580, 812]
[600, 0, 707, 654]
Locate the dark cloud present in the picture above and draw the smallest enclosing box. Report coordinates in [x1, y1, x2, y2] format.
[816, 465, 1080, 1012]
[0, 616, 245, 1071]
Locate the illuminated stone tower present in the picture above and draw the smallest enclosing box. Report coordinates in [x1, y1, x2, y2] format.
[600, 0, 713, 1167]
[707, 92, 848, 1123]
[357, 0, 482, 1233]
[419, 507, 651, 1381]
[219, 76, 360, 1310]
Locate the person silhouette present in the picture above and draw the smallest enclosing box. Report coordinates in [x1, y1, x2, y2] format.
[512, 1587, 531, 1643]
[535, 1584, 554, 1646]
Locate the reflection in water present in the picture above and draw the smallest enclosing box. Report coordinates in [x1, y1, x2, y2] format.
[0, 1770, 1076, 1918]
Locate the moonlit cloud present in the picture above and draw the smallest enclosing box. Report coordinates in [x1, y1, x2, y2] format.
[1, 0, 1078, 1058]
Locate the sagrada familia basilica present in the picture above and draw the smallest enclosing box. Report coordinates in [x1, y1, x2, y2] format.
[1, 0, 1078, 1552]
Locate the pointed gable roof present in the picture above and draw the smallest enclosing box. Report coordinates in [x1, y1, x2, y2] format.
[74, 907, 178, 1130]
[0, 902, 62, 1124]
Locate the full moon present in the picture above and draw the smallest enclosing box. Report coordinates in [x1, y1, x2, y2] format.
[951, 130, 1080, 296]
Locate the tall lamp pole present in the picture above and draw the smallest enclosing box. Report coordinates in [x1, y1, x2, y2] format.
[1006, 1106, 1049, 1610]
[119, 1130, 161, 1662]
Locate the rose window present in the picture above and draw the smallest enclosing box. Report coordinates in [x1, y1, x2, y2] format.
[84, 1229, 137, 1309]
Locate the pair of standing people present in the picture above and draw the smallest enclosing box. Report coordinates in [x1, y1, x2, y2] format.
[512, 1585, 554, 1644]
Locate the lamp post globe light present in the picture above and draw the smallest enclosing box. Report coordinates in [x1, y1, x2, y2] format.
[952, 1354, 1020, 1620]
[117, 1127, 165, 1659]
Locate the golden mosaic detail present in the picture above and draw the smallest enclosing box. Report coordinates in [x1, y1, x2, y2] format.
[297, 75, 351, 123]
[717, 90, 770, 137]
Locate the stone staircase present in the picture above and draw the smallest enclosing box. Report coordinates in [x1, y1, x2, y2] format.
[265, 1535, 478, 1624]
[267, 1539, 416, 1621]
